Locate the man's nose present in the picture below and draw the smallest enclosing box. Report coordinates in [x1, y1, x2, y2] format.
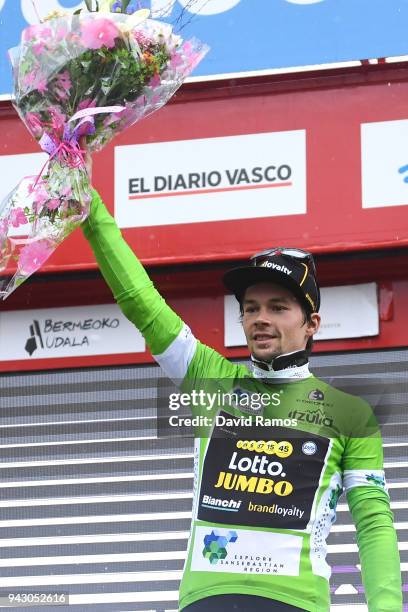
[254, 308, 271, 325]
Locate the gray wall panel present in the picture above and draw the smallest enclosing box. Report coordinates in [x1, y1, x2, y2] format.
[0, 349, 406, 610]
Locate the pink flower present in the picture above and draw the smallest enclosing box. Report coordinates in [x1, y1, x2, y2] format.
[32, 41, 46, 56]
[47, 199, 60, 211]
[80, 18, 120, 50]
[169, 52, 184, 69]
[133, 30, 153, 47]
[55, 87, 68, 101]
[105, 104, 135, 129]
[25, 112, 44, 138]
[18, 240, 54, 276]
[150, 73, 161, 88]
[103, 105, 130, 127]
[56, 71, 72, 93]
[181, 41, 205, 71]
[55, 27, 68, 42]
[33, 184, 49, 204]
[10, 208, 28, 228]
[23, 24, 52, 42]
[61, 186, 72, 198]
[77, 98, 97, 111]
[49, 107, 67, 132]
[22, 25, 38, 42]
[22, 72, 36, 88]
[54, 70, 72, 101]
[36, 77, 48, 94]
[187, 51, 203, 71]
[183, 41, 193, 54]
[33, 188, 49, 214]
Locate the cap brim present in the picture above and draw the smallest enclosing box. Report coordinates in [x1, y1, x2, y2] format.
[223, 265, 310, 310]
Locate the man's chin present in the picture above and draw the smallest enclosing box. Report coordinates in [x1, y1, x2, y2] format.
[252, 348, 280, 364]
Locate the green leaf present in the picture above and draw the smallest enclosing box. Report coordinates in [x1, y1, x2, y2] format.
[73, 8, 82, 14]
[122, 0, 131, 12]
[84, 0, 94, 11]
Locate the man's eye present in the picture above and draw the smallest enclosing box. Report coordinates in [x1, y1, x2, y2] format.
[244, 307, 256, 314]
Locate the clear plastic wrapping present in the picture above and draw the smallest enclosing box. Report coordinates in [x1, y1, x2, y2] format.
[0, 10, 208, 298]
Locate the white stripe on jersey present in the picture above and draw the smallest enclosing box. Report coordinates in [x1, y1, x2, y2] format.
[153, 323, 197, 382]
[252, 362, 311, 380]
[343, 469, 388, 493]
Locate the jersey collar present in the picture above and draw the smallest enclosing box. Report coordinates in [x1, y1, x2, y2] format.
[250, 349, 311, 381]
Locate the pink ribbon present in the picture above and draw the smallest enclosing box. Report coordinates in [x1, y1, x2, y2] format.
[33, 105, 125, 187]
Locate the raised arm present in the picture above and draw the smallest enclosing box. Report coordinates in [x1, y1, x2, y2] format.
[82, 189, 240, 384]
[82, 188, 185, 357]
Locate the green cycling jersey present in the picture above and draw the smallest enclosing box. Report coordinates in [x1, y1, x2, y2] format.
[82, 189, 402, 612]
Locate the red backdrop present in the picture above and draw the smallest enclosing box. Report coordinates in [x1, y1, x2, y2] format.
[1, 64, 408, 273]
[1, 65, 408, 371]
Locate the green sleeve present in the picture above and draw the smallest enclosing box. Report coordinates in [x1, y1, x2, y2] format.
[347, 486, 402, 611]
[82, 189, 183, 355]
[342, 400, 402, 611]
[82, 189, 241, 386]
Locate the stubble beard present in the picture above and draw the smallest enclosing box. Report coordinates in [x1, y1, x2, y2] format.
[251, 346, 282, 364]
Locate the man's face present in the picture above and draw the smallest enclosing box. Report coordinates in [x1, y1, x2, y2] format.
[242, 282, 320, 362]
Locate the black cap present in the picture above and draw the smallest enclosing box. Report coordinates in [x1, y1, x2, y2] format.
[223, 247, 320, 313]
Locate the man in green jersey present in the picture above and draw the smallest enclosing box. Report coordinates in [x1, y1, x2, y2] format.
[82, 165, 402, 610]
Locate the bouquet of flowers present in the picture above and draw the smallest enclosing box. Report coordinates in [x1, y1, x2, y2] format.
[0, 0, 208, 299]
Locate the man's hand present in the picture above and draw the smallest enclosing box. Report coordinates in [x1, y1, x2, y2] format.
[79, 136, 92, 182]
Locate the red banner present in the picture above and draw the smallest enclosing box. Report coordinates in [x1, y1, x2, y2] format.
[1, 66, 408, 273]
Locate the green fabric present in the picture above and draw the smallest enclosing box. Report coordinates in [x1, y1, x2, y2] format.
[82, 189, 183, 355]
[83, 188, 402, 612]
[347, 486, 402, 612]
[177, 373, 402, 612]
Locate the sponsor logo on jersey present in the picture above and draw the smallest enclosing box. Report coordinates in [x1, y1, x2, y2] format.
[192, 526, 303, 575]
[308, 389, 324, 401]
[198, 416, 330, 530]
[328, 484, 343, 510]
[296, 389, 333, 409]
[202, 529, 238, 565]
[366, 473, 386, 488]
[248, 501, 304, 520]
[201, 495, 242, 511]
[288, 407, 339, 433]
[302, 441, 317, 455]
[214, 440, 294, 497]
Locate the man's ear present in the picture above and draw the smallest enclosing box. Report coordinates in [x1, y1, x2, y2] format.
[306, 313, 321, 338]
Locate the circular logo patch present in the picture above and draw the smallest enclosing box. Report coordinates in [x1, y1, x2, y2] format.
[308, 389, 324, 401]
[302, 441, 317, 455]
